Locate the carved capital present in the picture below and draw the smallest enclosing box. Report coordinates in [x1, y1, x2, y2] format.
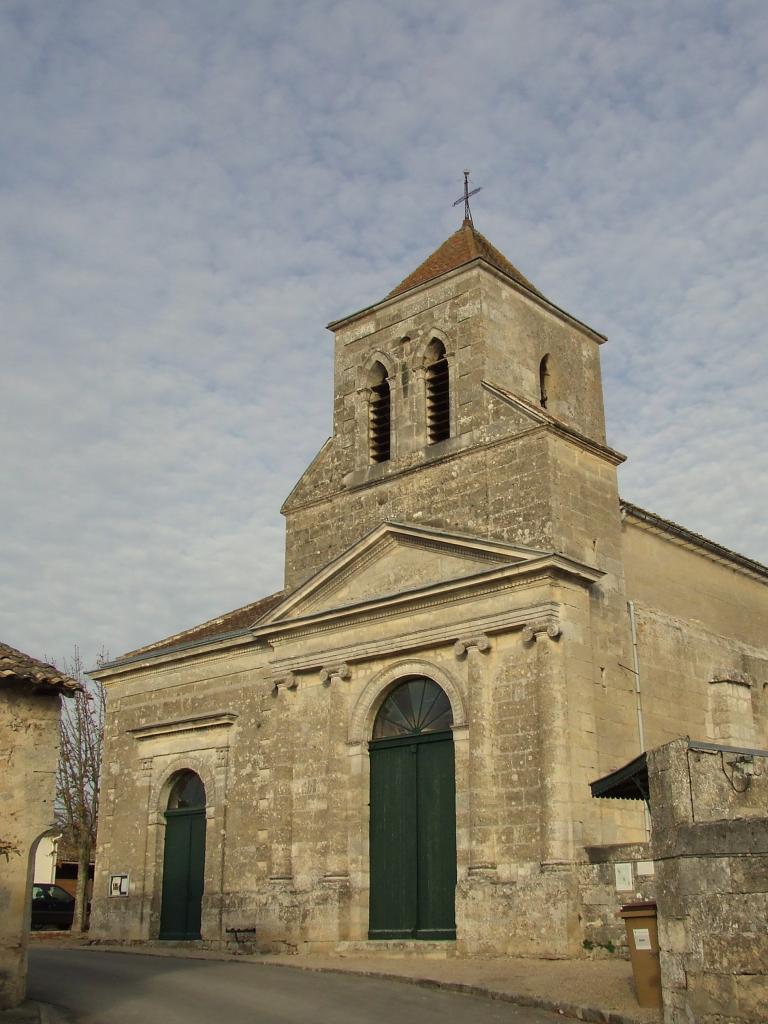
[139, 757, 153, 775]
[710, 670, 752, 689]
[521, 617, 562, 644]
[216, 747, 229, 767]
[272, 672, 298, 695]
[453, 634, 491, 658]
[320, 663, 352, 686]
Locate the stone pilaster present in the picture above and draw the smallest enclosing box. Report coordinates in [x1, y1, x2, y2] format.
[321, 664, 351, 879]
[269, 675, 296, 881]
[525, 625, 571, 866]
[455, 634, 496, 874]
[707, 670, 755, 747]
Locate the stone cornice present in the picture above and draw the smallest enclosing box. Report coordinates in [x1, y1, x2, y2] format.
[326, 258, 606, 345]
[265, 601, 561, 677]
[254, 553, 602, 645]
[482, 381, 626, 466]
[91, 633, 269, 682]
[127, 710, 238, 741]
[282, 424, 549, 514]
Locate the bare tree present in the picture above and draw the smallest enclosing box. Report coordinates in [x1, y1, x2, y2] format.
[55, 647, 107, 932]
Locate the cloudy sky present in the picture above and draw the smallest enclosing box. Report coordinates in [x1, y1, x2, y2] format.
[2, 0, 766, 672]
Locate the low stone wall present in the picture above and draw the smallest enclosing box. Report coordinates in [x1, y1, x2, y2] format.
[579, 842, 656, 955]
[649, 738, 768, 1023]
[456, 865, 582, 958]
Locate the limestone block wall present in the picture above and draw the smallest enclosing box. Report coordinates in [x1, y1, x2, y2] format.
[90, 643, 275, 943]
[0, 684, 61, 1009]
[480, 272, 606, 443]
[284, 409, 559, 592]
[544, 438, 645, 850]
[649, 738, 768, 1024]
[623, 521, 768, 752]
[579, 843, 656, 953]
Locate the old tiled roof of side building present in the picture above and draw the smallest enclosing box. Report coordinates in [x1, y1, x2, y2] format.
[388, 219, 546, 300]
[0, 642, 80, 693]
[111, 589, 286, 665]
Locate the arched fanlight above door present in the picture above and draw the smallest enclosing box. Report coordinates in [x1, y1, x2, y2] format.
[372, 678, 453, 740]
[166, 771, 206, 810]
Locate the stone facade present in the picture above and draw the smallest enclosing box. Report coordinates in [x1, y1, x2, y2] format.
[649, 738, 768, 1023]
[0, 646, 77, 1009]
[89, 222, 768, 959]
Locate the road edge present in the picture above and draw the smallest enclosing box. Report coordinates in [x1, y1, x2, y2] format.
[31, 942, 656, 1024]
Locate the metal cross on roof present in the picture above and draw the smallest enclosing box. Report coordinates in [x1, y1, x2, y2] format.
[453, 170, 482, 225]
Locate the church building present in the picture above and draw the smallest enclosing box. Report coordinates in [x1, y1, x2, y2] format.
[90, 213, 768, 956]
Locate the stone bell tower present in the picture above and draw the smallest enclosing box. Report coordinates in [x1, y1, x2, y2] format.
[282, 215, 626, 598]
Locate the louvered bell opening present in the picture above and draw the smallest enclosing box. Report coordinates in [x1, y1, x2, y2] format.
[369, 380, 391, 463]
[426, 358, 450, 444]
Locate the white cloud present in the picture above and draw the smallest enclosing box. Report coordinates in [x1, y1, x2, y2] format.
[1, 0, 766, 670]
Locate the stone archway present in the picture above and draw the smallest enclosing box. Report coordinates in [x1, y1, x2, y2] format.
[348, 659, 467, 745]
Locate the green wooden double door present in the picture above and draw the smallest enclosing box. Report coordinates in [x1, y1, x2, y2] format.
[159, 809, 206, 940]
[369, 731, 456, 940]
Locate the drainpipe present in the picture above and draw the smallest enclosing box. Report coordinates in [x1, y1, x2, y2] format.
[627, 600, 651, 837]
[628, 601, 645, 753]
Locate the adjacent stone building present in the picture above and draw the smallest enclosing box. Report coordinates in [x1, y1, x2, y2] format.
[592, 736, 768, 1022]
[649, 738, 768, 1022]
[0, 643, 78, 1009]
[89, 218, 768, 957]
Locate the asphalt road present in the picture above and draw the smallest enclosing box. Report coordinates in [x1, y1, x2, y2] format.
[28, 949, 564, 1024]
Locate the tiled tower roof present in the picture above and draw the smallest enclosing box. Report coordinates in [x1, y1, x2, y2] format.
[388, 219, 545, 299]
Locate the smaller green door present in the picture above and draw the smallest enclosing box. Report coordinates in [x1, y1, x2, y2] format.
[160, 770, 206, 939]
[160, 809, 206, 939]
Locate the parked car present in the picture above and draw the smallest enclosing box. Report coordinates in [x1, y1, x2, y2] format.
[30, 883, 75, 930]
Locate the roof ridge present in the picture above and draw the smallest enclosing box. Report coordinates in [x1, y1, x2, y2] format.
[111, 589, 286, 663]
[619, 500, 768, 579]
[464, 219, 480, 259]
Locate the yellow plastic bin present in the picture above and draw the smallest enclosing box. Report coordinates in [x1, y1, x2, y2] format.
[619, 901, 662, 1009]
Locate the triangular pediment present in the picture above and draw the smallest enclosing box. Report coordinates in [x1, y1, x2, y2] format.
[259, 522, 547, 625]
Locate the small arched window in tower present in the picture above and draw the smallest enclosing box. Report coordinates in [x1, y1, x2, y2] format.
[539, 354, 550, 409]
[425, 340, 450, 444]
[368, 361, 391, 463]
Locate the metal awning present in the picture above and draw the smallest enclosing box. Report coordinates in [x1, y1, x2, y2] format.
[589, 752, 648, 802]
[589, 739, 768, 804]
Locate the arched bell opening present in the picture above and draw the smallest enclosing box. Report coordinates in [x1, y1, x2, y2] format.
[368, 677, 456, 940]
[367, 361, 391, 463]
[424, 340, 450, 444]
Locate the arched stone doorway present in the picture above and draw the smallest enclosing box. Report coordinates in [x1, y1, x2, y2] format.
[159, 771, 206, 940]
[368, 677, 456, 939]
